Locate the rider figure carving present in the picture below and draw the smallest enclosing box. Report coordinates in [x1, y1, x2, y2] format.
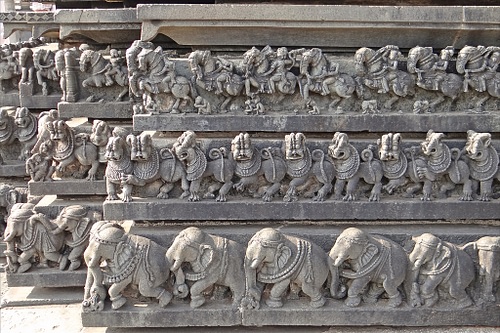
[264, 47, 293, 94]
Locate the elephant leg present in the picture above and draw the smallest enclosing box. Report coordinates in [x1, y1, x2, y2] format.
[448, 281, 473, 308]
[383, 278, 403, 307]
[68, 244, 86, 271]
[420, 275, 443, 307]
[479, 273, 496, 303]
[345, 276, 371, 307]
[363, 283, 385, 304]
[266, 279, 291, 308]
[190, 277, 218, 308]
[17, 249, 37, 273]
[108, 276, 133, 310]
[44, 251, 66, 270]
[229, 280, 246, 308]
[302, 281, 326, 308]
[138, 279, 172, 308]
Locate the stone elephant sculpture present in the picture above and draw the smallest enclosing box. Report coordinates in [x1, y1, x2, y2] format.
[329, 227, 407, 307]
[242, 228, 329, 309]
[82, 221, 172, 312]
[463, 236, 500, 304]
[3, 203, 65, 273]
[166, 227, 246, 308]
[409, 233, 475, 308]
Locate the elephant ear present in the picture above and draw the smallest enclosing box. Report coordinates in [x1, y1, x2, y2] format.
[114, 241, 134, 268]
[433, 243, 452, 269]
[276, 243, 292, 270]
[360, 243, 379, 268]
[196, 244, 214, 271]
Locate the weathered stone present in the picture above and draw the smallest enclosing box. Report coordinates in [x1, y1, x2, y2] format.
[6, 269, 86, 287]
[33, 196, 103, 219]
[28, 180, 107, 196]
[58, 101, 133, 120]
[0, 162, 28, 177]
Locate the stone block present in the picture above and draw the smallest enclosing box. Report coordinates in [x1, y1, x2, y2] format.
[103, 199, 500, 222]
[1, 286, 83, 307]
[0, 162, 28, 178]
[133, 113, 500, 133]
[28, 180, 107, 196]
[34, 195, 103, 219]
[58, 101, 133, 120]
[6, 269, 87, 288]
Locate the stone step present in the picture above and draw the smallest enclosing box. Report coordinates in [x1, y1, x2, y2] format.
[28, 180, 107, 197]
[82, 299, 500, 327]
[103, 198, 500, 221]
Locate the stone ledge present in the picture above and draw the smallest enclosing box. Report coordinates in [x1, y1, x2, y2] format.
[20, 94, 61, 110]
[6, 269, 86, 288]
[138, 5, 500, 48]
[103, 199, 500, 221]
[133, 113, 500, 133]
[34, 196, 103, 218]
[28, 180, 107, 196]
[1, 286, 83, 307]
[81, 299, 500, 327]
[58, 101, 133, 120]
[0, 162, 28, 178]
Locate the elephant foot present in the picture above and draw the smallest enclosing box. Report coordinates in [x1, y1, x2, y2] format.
[266, 297, 283, 308]
[190, 295, 206, 309]
[68, 260, 81, 271]
[387, 293, 402, 308]
[422, 292, 438, 307]
[18, 262, 32, 273]
[309, 296, 326, 308]
[59, 255, 69, 270]
[158, 290, 173, 308]
[345, 295, 361, 307]
[456, 295, 473, 309]
[111, 296, 127, 310]
[479, 293, 496, 304]
[363, 294, 379, 304]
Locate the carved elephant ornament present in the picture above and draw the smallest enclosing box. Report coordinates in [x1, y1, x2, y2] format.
[409, 233, 475, 308]
[242, 228, 329, 309]
[82, 221, 172, 312]
[329, 227, 407, 307]
[166, 227, 246, 308]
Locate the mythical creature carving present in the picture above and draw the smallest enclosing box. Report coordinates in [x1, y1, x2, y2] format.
[90, 119, 114, 163]
[104, 135, 134, 202]
[82, 221, 173, 312]
[26, 141, 53, 182]
[418, 130, 473, 201]
[0, 108, 17, 163]
[376, 133, 412, 194]
[188, 50, 244, 112]
[0, 184, 25, 237]
[242, 46, 297, 96]
[166, 227, 246, 308]
[18, 47, 35, 85]
[45, 120, 100, 180]
[409, 233, 475, 308]
[14, 107, 37, 161]
[0, 45, 20, 92]
[33, 48, 58, 95]
[329, 132, 383, 201]
[132, 41, 193, 113]
[242, 228, 329, 309]
[329, 227, 407, 307]
[121, 133, 189, 201]
[173, 131, 234, 202]
[407, 46, 462, 111]
[456, 46, 500, 112]
[354, 45, 414, 110]
[297, 48, 356, 112]
[80, 48, 128, 101]
[231, 133, 287, 201]
[3, 203, 65, 273]
[464, 130, 500, 201]
[283, 132, 335, 202]
[463, 236, 500, 305]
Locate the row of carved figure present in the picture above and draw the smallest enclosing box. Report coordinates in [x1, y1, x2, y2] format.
[77, 223, 500, 312]
[14, 108, 497, 202]
[2, 40, 499, 113]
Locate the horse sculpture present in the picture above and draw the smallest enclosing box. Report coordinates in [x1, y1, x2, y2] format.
[407, 46, 462, 111]
[354, 45, 414, 110]
[188, 50, 244, 112]
[456, 45, 500, 112]
[135, 43, 193, 114]
[80, 49, 129, 101]
[298, 48, 356, 112]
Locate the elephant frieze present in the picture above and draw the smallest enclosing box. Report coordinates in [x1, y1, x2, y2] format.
[242, 228, 329, 309]
[409, 233, 475, 308]
[166, 227, 246, 308]
[82, 221, 172, 312]
[329, 227, 407, 307]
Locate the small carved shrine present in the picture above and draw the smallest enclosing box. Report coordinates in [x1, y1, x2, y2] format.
[1, 1, 499, 329]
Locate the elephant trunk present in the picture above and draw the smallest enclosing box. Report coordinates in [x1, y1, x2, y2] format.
[329, 258, 346, 299]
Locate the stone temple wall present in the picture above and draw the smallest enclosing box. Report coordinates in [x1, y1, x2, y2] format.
[0, 3, 499, 329]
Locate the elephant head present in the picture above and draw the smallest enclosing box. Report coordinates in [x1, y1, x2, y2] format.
[409, 233, 451, 272]
[0, 184, 22, 214]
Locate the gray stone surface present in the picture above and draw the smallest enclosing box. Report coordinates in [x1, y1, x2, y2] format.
[34, 196, 103, 218]
[0, 162, 28, 177]
[6, 269, 87, 287]
[103, 199, 500, 221]
[28, 180, 107, 196]
[138, 5, 500, 49]
[1, 286, 83, 307]
[58, 101, 133, 120]
[133, 113, 500, 133]
[20, 94, 61, 110]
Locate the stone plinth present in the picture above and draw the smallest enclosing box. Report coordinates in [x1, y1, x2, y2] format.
[133, 113, 500, 133]
[6, 269, 87, 288]
[33, 195, 103, 219]
[103, 199, 500, 221]
[138, 5, 500, 49]
[58, 101, 133, 120]
[28, 180, 107, 196]
[0, 161, 27, 178]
